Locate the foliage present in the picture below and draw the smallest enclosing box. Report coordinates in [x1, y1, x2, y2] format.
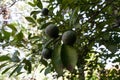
[0, 0, 120, 80]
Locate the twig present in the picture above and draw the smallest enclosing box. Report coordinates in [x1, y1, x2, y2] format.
[9, 0, 17, 7]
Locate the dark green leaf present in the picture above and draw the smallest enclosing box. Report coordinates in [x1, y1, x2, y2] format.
[7, 24, 17, 32]
[30, 11, 40, 16]
[36, 0, 43, 9]
[0, 62, 7, 69]
[0, 55, 10, 62]
[9, 63, 22, 77]
[25, 17, 36, 23]
[2, 65, 14, 74]
[3, 30, 11, 40]
[23, 59, 32, 73]
[14, 31, 23, 41]
[40, 57, 48, 67]
[106, 44, 117, 53]
[40, 22, 53, 29]
[52, 45, 63, 76]
[61, 44, 78, 72]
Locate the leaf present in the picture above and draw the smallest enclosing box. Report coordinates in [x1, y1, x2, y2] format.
[40, 22, 53, 29]
[7, 24, 17, 32]
[9, 63, 22, 77]
[61, 44, 78, 72]
[3, 30, 11, 40]
[25, 17, 36, 23]
[28, 2, 36, 7]
[52, 45, 63, 76]
[40, 57, 48, 67]
[106, 44, 117, 53]
[44, 67, 51, 75]
[30, 11, 40, 16]
[14, 31, 23, 41]
[0, 55, 10, 62]
[36, 0, 43, 9]
[2, 65, 14, 74]
[0, 62, 7, 69]
[23, 59, 32, 73]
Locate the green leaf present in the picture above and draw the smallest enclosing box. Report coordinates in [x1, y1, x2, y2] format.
[40, 57, 48, 67]
[25, 17, 36, 23]
[2, 65, 14, 74]
[0, 62, 7, 69]
[36, 0, 43, 9]
[44, 67, 51, 75]
[52, 45, 63, 76]
[7, 24, 17, 32]
[30, 11, 40, 16]
[23, 59, 32, 73]
[3, 30, 11, 40]
[9, 63, 22, 77]
[40, 22, 53, 29]
[28, 2, 36, 7]
[61, 44, 78, 72]
[106, 44, 117, 53]
[0, 55, 10, 62]
[14, 31, 23, 41]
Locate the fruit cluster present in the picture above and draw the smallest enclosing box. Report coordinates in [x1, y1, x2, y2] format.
[41, 8, 77, 59]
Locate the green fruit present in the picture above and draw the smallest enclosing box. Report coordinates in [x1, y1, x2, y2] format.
[45, 24, 59, 38]
[62, 30, 76, 45]
[41, 48, 52, 59]
[42, 8, 49, 16]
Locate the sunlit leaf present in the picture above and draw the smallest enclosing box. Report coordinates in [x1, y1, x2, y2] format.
[7, 24, 17, 32]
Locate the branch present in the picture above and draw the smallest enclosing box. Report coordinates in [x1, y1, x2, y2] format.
[9, 0, 17, 7]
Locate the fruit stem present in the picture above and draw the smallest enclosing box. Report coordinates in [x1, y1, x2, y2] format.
[43, 39, 54, 48]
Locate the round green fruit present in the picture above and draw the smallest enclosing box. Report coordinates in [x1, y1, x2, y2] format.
[42, 8, 49, 16]
[45, 24, 59, 38]
[62, 30, 76, 45]
[41, 48, 52, 59]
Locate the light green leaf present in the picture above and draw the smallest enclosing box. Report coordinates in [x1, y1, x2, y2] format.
[61, 44, 78, 72]
[52, 45, 63, 76]
[28, 2, 36, 7]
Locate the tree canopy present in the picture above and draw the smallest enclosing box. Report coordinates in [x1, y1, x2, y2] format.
[0, 0, 120, 80]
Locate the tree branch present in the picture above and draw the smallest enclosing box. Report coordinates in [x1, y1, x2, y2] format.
[9, 0, 17, 7]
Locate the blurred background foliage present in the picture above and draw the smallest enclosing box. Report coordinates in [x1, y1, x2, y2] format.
[0, 0, 120, 80]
